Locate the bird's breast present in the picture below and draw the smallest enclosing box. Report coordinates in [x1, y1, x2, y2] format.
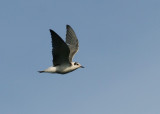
[56, 65, 77, 74]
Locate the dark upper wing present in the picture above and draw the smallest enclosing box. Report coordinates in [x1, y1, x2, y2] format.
[66, 25, 79, 62]
[50, 29, 70, 66]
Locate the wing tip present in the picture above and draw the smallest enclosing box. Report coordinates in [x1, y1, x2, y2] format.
[49, 29, 53, 32]
[66, 24, 71, 28]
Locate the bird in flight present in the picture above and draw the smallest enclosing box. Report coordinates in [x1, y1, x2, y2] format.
[38, 25, 84, 74]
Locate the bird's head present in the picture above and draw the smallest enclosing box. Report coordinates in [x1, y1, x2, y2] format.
[72, 62, 84, 69]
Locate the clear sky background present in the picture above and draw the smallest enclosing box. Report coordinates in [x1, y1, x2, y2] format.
[0, 0, 160, 114]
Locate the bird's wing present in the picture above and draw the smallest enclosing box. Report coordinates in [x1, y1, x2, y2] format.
[50, 29, 71, 66]
[66, 25, 79, 62]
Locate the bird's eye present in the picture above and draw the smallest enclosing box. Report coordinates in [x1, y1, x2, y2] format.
[74, 62, 79, 65]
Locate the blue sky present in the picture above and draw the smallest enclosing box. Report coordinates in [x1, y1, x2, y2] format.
[0, 0, 160, 114]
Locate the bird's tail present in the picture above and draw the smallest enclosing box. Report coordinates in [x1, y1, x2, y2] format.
[38, 71, 45, 73]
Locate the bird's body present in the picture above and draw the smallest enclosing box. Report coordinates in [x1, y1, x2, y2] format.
[39, 62, 81, 74]
[39, 25, 84, 74]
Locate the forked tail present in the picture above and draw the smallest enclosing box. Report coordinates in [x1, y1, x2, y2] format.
[38, 71, 44, 73]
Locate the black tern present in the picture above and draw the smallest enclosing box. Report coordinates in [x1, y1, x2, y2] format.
[38, 25, 84, 74]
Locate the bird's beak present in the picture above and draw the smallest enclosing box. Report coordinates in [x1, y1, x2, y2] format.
[80, 66, 85, 68]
